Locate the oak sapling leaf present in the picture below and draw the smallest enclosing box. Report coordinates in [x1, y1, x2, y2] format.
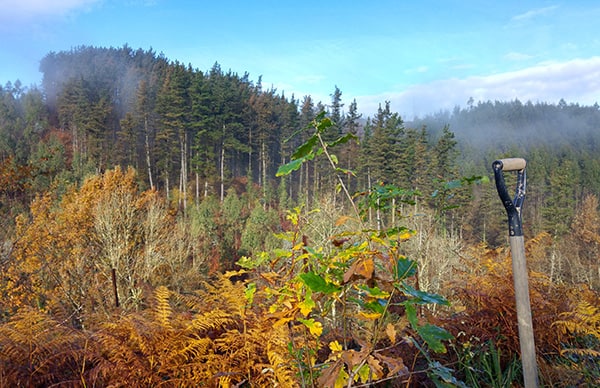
[299, 272, 341, 294]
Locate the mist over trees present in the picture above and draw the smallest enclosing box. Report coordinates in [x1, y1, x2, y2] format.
[1, 45, 599, 243]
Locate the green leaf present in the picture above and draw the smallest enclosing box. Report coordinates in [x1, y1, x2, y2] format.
[245, 282, 257, 305]
[464, 175, 489, 185]
[329, 132, 357, 148]
[356, 363, 371, 383]
[330, 153, 338, 165]
[299, 272, 341, 294]
[364, 300, 385, 314]
[313, 110, 327, 122]
[401, 283, 450, 306]
[428, 361, 468, 387]
[316, 116, 333, 132]
[405, 302, 418, 327]
[291, 134, 318, 159]
[394, 257, 417, 280]
[405, 301, 453, 354]
[416, 324, 453, 353]
[276, 158, 304, 177]
[356, 284, 390, 298]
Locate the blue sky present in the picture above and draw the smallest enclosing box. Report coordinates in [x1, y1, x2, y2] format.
[1, 0, 599, 118]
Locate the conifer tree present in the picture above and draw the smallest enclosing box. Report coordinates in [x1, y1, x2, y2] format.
[155, 63, 191, 200]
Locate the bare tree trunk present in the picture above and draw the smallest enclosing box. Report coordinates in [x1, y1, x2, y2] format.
[144, 116, 154, 190]
[195, 172, 199, 205]
[220, 139, 225, 202]
[248, 126, 252, 178]
[179, 139, 184, 208]
[313, 160, 319, 204]
[367, 167, 373, 225]
[111, 268, 119, 308]
[165, 174, 170, 199]
[305, 163, 310, 208]
[179, 131, 188, 211]
[262, 139, 267, 206]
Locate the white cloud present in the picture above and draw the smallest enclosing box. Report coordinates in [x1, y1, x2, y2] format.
[511, 5, 559, 22]
[356, 57, 600, 118]
[0, 0, 100, 20]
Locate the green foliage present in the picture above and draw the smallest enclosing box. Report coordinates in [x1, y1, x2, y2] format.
[454, 341, 521, 388]
[241, 114, 459, 386]
[277, 111, 356, 178]
[240, 203, 280, 257]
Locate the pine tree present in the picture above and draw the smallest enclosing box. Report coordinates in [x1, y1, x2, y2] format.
[340, 99, 361, 194]
[155, 63, 191, 201]
[328, 85, 344, 140]
[542, 157, 579, 236]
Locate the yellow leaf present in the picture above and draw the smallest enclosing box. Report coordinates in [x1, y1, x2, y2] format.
[311, 321, 323, 336]
[269, 303, 278, 314]
[399, 230, 415, 240]
[329, 340, 343, 352]
[300, 318, 323, 337]
[358, 311, 381, 320]
[355, 363, 371, 383]
[298, 293, 315, 316]
[335, 368, 350, 388]
[273, 316, 294, 328]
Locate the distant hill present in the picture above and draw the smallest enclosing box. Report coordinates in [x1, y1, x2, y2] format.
[410, 99, 600, 153]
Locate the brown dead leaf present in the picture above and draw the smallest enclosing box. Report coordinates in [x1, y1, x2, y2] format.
[385, 323, 397, 344]
[343, 257, 374, 283]
[317, 359, 345, 388]
[374, 353, 409, 377]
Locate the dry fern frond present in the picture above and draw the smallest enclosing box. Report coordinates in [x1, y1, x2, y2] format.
[560, 347, 600, 357]
[266, 325, 298, 387]
[199, 275, 248, 314]
[153, 285, 173, 329]
[168, 336, 213, 363]
[188, 309, 237, 333]
[92, 313, 167, 386]
[0, 307, 89, 386]
[553, 300, 600, 340]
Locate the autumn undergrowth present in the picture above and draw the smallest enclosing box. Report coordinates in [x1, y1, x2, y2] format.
[2, 113, 600, 387]
[238, 112, 464, 387]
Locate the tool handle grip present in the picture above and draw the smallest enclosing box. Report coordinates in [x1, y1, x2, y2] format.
[494, 158, 526, 172]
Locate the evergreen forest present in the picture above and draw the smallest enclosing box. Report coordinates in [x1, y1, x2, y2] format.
[1, 45, 599, 387]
